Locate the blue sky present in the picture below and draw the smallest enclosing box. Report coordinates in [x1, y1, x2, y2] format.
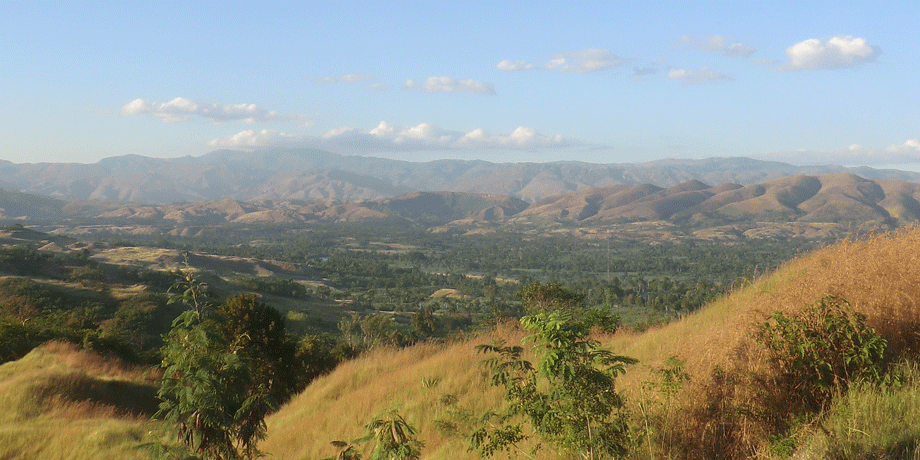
[2, 1, 918, 168]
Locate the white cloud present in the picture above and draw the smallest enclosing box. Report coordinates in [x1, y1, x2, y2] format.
[544, 49, 627, 73]
[755, 139, 920, 166]
[496, 60, 536, 71]
[667, 67, 730, 85]
[886, 139, 920, 153]
[206, 129, 296, 148]
[317, 72, 373, 83]
[778, 35, 881, 71]
[404, 77, 495, 95]
[329, 122, 570, 150]
[121, 97, 312, 125]
[680, 35, 756, 58]
[366, 83, 389, 91]
[208, 122, 574, 153]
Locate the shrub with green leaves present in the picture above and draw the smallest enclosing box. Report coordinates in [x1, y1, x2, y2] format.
[154, 271, 274, 460]
[757, 295, 888, 414]
[473, 310, 636, 459]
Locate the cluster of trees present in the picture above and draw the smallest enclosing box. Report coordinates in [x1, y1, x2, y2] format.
[154, 270, 342, 460]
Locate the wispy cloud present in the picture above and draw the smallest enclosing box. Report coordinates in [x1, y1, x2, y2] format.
[207, 122, 573, 152]
[678, 35, 756, 57]
[755, 140, 920, 166]
[206, 129, 297, 148]
[544, 49, 628, 73]
[497, 48, 628, 74]
[631, 65, 658, 81]
[667, 67, 730, 85]
[496, 60, 536, 71]
[404, 77, 495, 95]
[121, 97, 312, 125]
[316, 72, 374, 83]
[778, 35, 881, 71]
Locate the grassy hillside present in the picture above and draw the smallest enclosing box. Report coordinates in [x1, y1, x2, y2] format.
[263, 226, 920, 459]
[4, 227, 920, 458]
[0, 341, 161, 460]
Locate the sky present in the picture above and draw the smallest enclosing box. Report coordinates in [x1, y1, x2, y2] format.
[2, 1, 919, 168]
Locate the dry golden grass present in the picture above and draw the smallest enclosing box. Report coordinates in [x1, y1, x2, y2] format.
[0, 341, 162, 460]
[263, 325, 529, 460]
[263, 226, 920, 460]
[610, 226, 920, 457]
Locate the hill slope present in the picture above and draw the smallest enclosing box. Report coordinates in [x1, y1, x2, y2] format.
[0, 342, 159, 460]
[262, 227, 920, 459]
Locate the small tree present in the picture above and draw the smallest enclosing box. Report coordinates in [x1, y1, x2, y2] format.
[473, 310, 637, 459]
[154, 270, 275, 460]
[366, 410, 423, 460]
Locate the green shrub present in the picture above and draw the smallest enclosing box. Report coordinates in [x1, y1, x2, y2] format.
[758, 295, 888, 414]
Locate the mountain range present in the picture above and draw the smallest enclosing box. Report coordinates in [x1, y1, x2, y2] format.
[4, 148, 920, 204]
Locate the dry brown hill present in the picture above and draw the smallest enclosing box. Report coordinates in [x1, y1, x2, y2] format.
[521, 173, 920, 228]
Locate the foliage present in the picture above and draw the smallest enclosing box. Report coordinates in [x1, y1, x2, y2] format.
[324, 441, 363, 460]
[365, 410, 423, 460]
[155, 271, 274, 460]
[211, 293, 303, 404]
[757, 295, 888, 414]
[473, 309, 637, 459]
[796, 361, 920, 459]
[517, 281, 584, 313]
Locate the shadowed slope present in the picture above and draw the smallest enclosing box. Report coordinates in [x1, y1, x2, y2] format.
[0, 341, 160, 460]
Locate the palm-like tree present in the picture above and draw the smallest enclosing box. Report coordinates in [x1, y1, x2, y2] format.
[366, 411, 422, 460]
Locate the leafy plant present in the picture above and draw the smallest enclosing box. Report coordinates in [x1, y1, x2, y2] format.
[366, 410, 423, 460]
[473, 310, 637, 459]
[757, 295, 888, 413]
[154, 269, 275, 460]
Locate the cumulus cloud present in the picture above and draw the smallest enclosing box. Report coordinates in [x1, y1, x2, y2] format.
[207, 122, 573, 152]
[206, 129, 297, 148]
[544, 49, 627, 73]
[121, 97, 312, 125]
[316, 73, 373, 83]
[404, 77, 495, 95]
[679, 35, 756, 57]
[778, 35, 881, 71]
[326, 121, 569, 150]
[667, 67, 730, 84]
[886, 139, 920, 153]
[496, 59, 537, 71]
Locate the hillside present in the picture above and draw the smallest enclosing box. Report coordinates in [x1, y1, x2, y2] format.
[261, 227, 920, 459]
[4, 149, 920, 204]
[0, 342, 159, 460]
[5, 173, 920, 244]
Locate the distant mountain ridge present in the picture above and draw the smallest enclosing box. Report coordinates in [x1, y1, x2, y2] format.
[4, 149, 920, 205]
[5, 172, 920, 242]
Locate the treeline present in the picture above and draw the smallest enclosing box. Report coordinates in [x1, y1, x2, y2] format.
[93, 223, 823, 328]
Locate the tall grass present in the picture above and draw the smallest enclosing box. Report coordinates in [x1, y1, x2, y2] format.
[263, 324, 524, 460]
[797, 361, 920, 459]
[0, 341, 161, 459]
[265, 227, 920, 459]
[612, 227, 920, 458]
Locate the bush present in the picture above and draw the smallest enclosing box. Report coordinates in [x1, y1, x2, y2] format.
[758, 295, 888, 414]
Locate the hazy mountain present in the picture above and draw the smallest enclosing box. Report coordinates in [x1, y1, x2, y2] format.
[6, 172, 920, 241]
[3, 149, 920, 205]
[517, 172, 920, 227]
